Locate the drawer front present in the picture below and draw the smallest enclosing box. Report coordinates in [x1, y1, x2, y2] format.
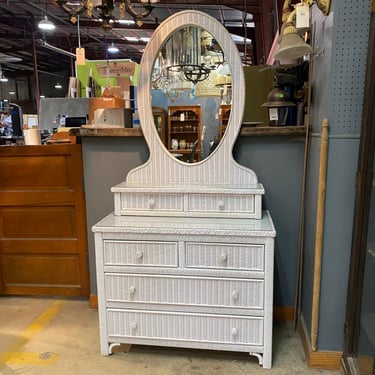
[188, 194, 254, 214]
[186, 242, 264, 271]
[103, 240, 178, 267]
[121, 193, 183, 212]
[105, 274, 264, 309]
[107, 309, 264, 346]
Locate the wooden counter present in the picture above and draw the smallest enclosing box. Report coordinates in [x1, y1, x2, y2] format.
[0, 144, 89, 297]
[69, 125, 307, 137]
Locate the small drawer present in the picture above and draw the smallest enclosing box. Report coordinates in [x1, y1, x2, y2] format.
[105, 274, 264, 309]
[103, 240, 178, 267]
[120, 192, 183, 212]
[107, 309, 264, 346]
[185, 242, 264, 271]
[188, 194, 255, 214]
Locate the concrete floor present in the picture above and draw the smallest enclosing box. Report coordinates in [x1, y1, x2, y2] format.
[0, 296, 341, 375]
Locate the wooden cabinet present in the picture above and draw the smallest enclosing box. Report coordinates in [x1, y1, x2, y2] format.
[168, 105, 201, 162]
[0, 144, 89, 297]
[152, 106, 166, 145]
[219, 104, 231, 140]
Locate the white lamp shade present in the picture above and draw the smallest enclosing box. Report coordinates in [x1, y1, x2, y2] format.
[38, 16, 55, 31]
[107, 43, 119, 53]
[274, 33, 312, 61]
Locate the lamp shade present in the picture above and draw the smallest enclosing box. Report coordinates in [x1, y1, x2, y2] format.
[38, 16, 55, 31]
[107, 43, 119, 53]
[274, 33, 312, 61]
[262, 85, 296, 108]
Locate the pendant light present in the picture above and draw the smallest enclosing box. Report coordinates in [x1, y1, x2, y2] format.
[38, 15, 55, 31]
[107, 42, 119, 53]
[55, 82, 62, 89]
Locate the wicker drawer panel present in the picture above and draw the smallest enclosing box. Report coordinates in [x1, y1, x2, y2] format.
[120, 193, 183, 212]
[185, 242, 264, 271]
[103, 240, 178, 267]
[107, 309, 264, 346]
[187, 194, 255, 214]
[105, 274, 264, 309]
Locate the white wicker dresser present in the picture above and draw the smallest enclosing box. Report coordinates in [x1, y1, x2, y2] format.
[92, 10, 276, 369]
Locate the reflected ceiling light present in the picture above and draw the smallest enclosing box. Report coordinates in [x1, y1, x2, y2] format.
[55, 82, 63, 89]
[107, 42, 119, 53]
[38, 15, 56, 31]
[0, 64, 8, 82]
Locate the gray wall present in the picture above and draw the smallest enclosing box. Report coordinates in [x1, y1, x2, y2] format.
[300, 0, 370, 351]
[81, 136, 149, 293]
[234, 136, 305, 307]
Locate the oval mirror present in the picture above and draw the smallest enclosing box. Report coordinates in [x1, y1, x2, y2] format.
[150, 26, 232, 163]
[129, 10, 251, 188]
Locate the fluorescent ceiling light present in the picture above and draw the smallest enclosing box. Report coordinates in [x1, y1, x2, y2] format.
[0, 76, 8, 82]
[118, 19, 135, 25]
[38, 16, 56, 31]
[140, 37, 150, 43]
[126, 36, 138, 42]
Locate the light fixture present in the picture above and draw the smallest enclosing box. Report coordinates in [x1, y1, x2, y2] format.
[58, 0, 160, 29]
[274, 10, 312, 61]
[107, 42, 119, 53]
[164, 27, 212, 85]
[38, 15, 56, 31]
[0, 64, 8, 82]
[273, 0, 331, 62]
[38, 40, 76, 58]
[262, 84, 296, 126]
[55, 82, 63, 89]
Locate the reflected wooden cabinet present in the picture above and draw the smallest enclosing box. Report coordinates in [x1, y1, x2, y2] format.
[168, 105, 201, 163]
[219, 104, 231, 140]
[152, 106, 166, 145]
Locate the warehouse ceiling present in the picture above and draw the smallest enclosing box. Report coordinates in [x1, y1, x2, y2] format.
[0, 0, 281, 79]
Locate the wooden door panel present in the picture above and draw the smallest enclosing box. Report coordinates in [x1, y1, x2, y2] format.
[0, 145, 89, 297]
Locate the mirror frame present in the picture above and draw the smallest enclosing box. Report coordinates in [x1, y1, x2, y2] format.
[127, 10, 258, 187]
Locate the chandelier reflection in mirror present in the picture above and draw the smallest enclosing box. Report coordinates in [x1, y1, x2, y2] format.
[58, 0, 159, 28]
[152, 26, 225, 102]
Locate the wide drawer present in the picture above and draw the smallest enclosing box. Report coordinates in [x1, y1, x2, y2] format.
[118, 192, 183, 212]
[103, 240, 178, 267]
[105, 274, 264, 310]
[107, 308, 264, 346]
[188, 193, 255, 214]
[186, 242, 264, 271]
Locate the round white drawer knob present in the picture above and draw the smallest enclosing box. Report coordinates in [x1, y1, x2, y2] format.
[220, 253, 227, 261]
[136, 251, 144, 259]
[217, 200, 225, 209]
[131, 322, 137, 330]
[232, 290, 239, 300]
[232, 327, 239, 336]
[129, 286, 136, 294]
[149, 198, 156, 208]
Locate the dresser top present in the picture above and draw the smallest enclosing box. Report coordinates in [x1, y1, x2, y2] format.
[93, 210, 276, 237]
